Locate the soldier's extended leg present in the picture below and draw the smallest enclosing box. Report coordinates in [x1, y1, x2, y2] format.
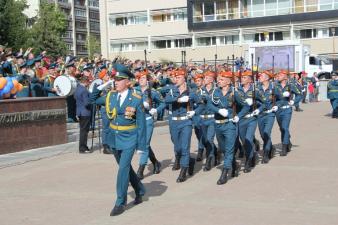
[276, 108, 293, 156]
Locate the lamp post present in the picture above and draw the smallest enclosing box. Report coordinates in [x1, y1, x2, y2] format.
[331, 27, 336, 58]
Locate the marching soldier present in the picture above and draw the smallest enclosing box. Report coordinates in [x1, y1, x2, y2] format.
[257, 71, 278, 163]
[134, 70, 164, 179]
[198, 71, 218, 171]
[164, 68, 201, 183]
[237, 71, 265, 173]
[191, 73, 205, 161]
[274, 70, 302, 156]
[91, 64, 146, 216]
[207, 71, 249, 184]
[327, 72, 338, 118]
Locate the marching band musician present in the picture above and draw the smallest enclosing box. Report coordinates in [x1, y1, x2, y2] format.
[43, 63, 59, 97]
[90, 63, 146, 216]
[134, 70, 164, 180]
[164, 68, 201, 183]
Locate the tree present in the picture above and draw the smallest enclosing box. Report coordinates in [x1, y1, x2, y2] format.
[85, 34, 100, 59]
[26, 1, 67, 58]
[0, 0, 28, 50]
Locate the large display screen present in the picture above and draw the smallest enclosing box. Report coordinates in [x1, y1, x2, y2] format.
[254, 45, 295, 72]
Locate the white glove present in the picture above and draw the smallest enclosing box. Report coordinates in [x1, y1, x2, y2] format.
[272, 106, 278, 112]
[245, 98, 253, 106]
[232, 116, 239, 123]
[282, 91, 290, 97]
[252, 109, 260, 116]
[143, 101, 150, 109]
[136, 150, 143, 154]
[289, 100, 295, 106]
[97, 80, 113, 91]
[187, 111, 195, 118]
[302, 88, 306, 93]
[177, 95, 189, 103]
[218, 108, 229, 117]
[149, 108, 157, 116]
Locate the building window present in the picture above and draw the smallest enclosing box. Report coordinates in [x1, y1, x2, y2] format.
[196, 37, 216, 46]
[319, 0, 333, 10]
[151, 8, 187, 23]
[75, 0, 85, 6]
[66, 44, 72, 50]
[278, 0, 292, 15]
[109, 11, 147, 26]
[228, 0, 239, 19]
[294, 0, 305, 13]
[58, 0, 68, 3]
[219, 35, 240, 44]
[295, 29, 317, 39]
[193, 2, 203, 22]
[252, 0, 265, 17]
[329, 27, 338, 36]
[153, 40, 171, 49]
[75, 9, 86, 17]
[174, 38, 192, 48]
[110, 41, 147, 52]
[244, 34, 255, 43]
[89, 11, 100, 20]
[204, 2, 215, 21]
[90, 21, 100, 31]
[76, 33, 86, 41]
[240, 0, 250, 18]
[216, 0, 226, 20]
[305, 0, 318, 12]
[62, 31, 72, 38]
[75, 21, 87, 29]
[77, 45, 87, 52]
[88, 0, 99, 8]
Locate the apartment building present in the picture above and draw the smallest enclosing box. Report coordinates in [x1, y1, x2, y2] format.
[99, 0, 338, 63]
[25, 0, 101, 57]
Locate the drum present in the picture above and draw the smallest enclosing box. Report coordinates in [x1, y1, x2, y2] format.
[89, 79, 103, 93]
[53, 75, 78, 96]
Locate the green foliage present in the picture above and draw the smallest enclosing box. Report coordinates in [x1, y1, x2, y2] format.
[85, 34, 100, 60]
[0, 0, 28, 50]
[26, 1, 67, 58]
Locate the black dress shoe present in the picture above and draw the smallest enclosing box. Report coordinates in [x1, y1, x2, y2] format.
[196, 151, 203, 162]
[188, 158, 195, 176]
[295, 107, 303, 112]
[137, 165, 146, 180]
[269, 145, 276, 159]
[244, 160, 251, 173]
[133, 195, 143, 205]
[254, 139, 260, 152]
[172, 156, 181, 171]
[153, 161, 161, 174]
[262, 151, 270, 164]
[287, 143, 292, 152]
[280, 144, 288, 156]
[110, 205, 125, 216]
[103, 145, 112, 154]
[176, 167, 187, 183]
[203, 156, 213, 171]
[250, 152, 258, 168]
[231, 161, 239, 177]
[217, 168, 228, 185]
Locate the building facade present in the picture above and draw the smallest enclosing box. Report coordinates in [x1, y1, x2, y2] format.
[99, 0, 338, 63]
[25, 0, 101, 57]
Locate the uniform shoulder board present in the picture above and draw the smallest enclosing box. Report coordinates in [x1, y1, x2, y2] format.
[132, 92, 142, 99]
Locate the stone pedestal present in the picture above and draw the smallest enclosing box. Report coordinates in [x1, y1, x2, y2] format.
[0, 97, 67, 154]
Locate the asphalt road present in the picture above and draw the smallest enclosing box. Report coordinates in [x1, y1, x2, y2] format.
[0, 102, 337, 225]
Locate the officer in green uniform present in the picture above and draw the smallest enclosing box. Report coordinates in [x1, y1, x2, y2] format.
[91, 64, 146, 216]
[327, 72, 338, 118]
